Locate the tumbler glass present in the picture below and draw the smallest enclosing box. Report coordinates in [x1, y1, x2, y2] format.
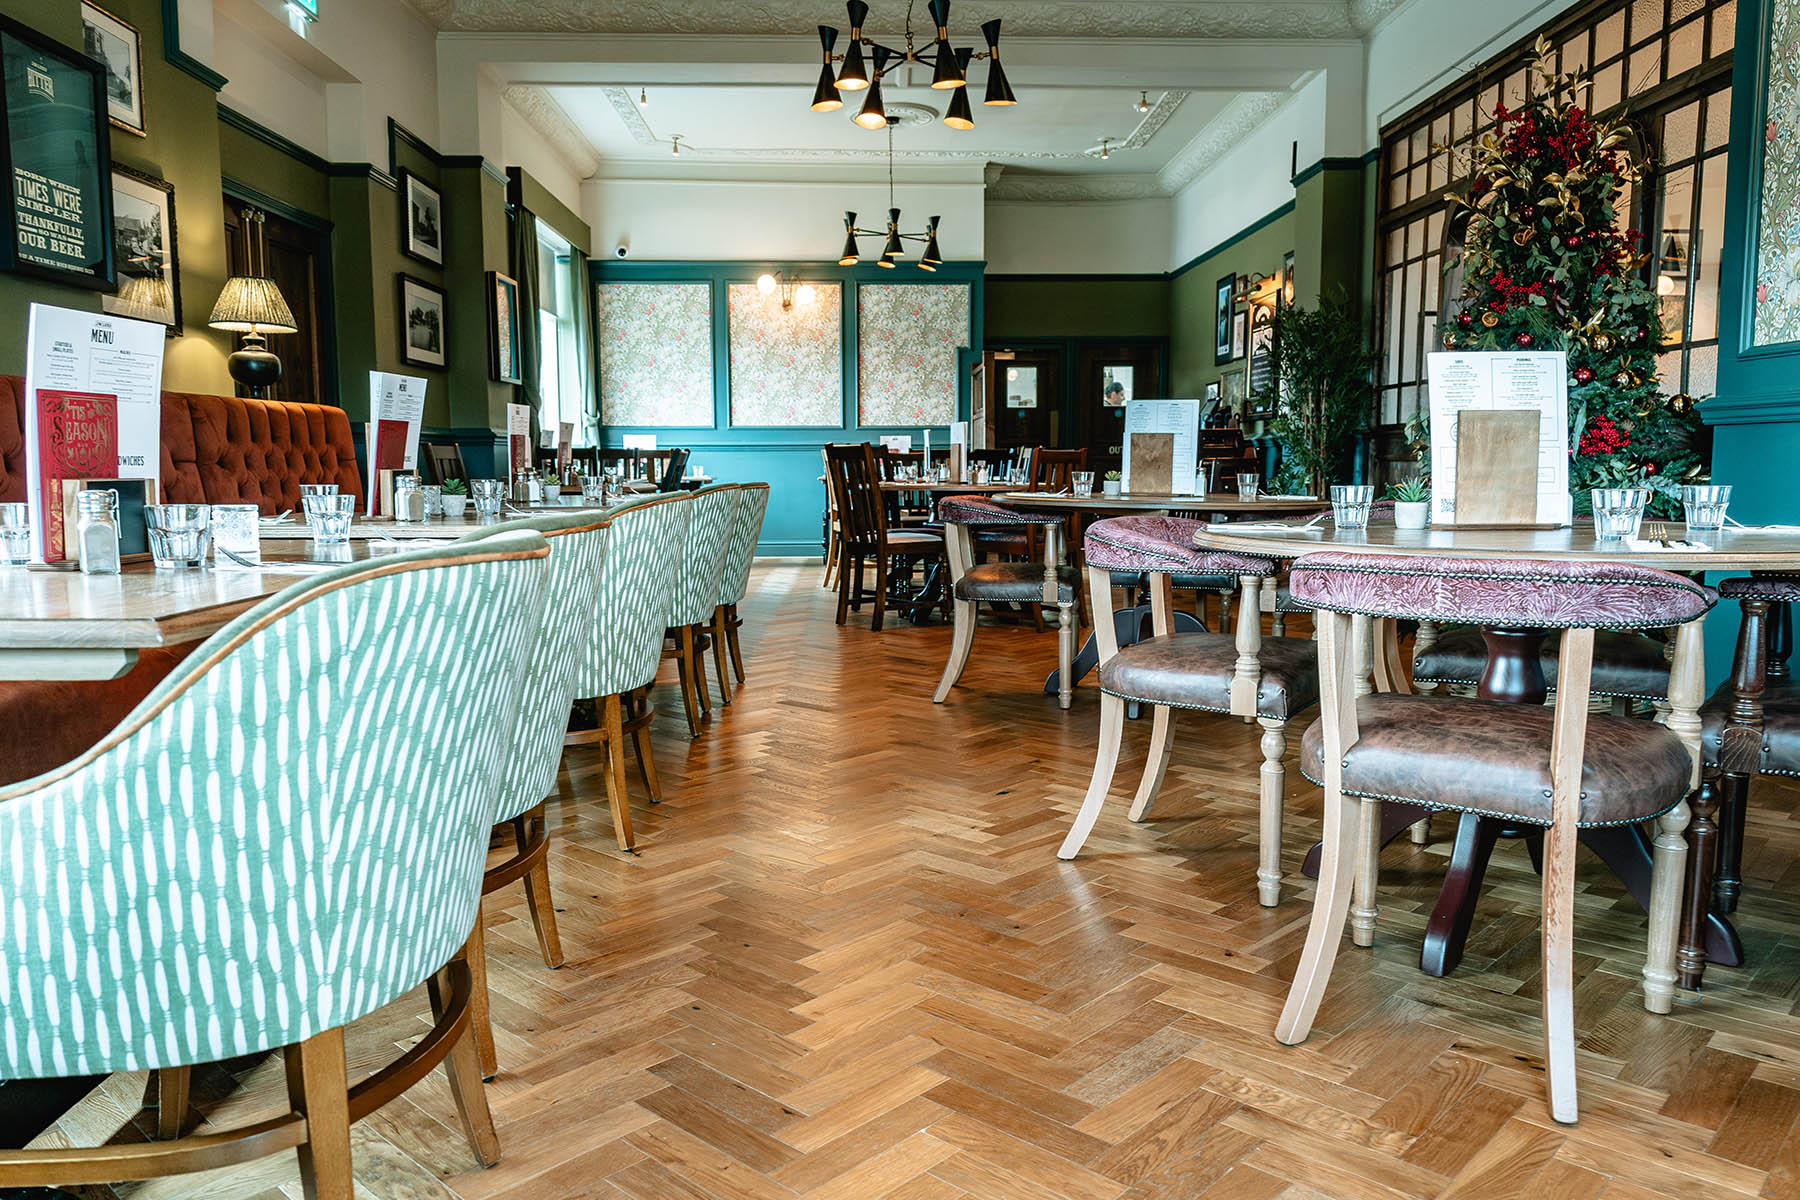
[1237, 473, 1260, 501]
[145, 504, 212, 568]
[1331, 484, 1376, 530]
[1590, 488, 1651, 541]
[1681, 484, 1732, 532]
[472, 478, 508, 519]
[302, 493, 355, 545]
[0, 502, 31, 565]
[1072, 471, 1094, 498]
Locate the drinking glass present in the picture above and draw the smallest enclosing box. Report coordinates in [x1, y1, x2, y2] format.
[1590, 488, 1651, 541]
[472, 478, 508, 519]
[303, 493, 355, 545]
[299, 483, 339, 528]
[1330, 484, 1376, 530]
[0, 502, 31, 565]
[1237, 473, 1260, 501]
[145, 504, 212, 568]
[581, 475, 606, 505]
[1072, 471, 1095, 498]
[602, 467, 623, 500]
[422, 484, 444, 518]
[1682, 484, 1732, 532]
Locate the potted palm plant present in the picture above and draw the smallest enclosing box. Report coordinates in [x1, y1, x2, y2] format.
[1260, 293, 1377, 501]
[1388, 476, 1429, 529]
[440, 478, 469, 519]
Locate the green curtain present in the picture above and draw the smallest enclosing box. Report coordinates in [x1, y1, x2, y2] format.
[569, 245, 597, 445]
[509, 204, 543, 441]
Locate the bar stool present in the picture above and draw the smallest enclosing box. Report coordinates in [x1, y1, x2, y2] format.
[1277, 551, 1713, 1125]
[0, 532, 552, 1194]
[932, 495, 1080, 708]
[664, 484, 742, 731]
[709, 481, 772, 702]
[566, 492, 694, 850]
[1058, 515, 1315, 908]
[457, 511, 610, 1079]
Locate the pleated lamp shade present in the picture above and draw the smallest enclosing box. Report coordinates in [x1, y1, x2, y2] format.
[208, 275, 298, 334]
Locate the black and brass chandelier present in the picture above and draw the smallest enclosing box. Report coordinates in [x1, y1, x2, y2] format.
[809, 0, 1015, 131]
[837, 119, 944, 270]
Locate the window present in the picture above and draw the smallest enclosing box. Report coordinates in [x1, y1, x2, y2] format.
[1373, 0, 1737, 440]
[534, 223, 590, 445]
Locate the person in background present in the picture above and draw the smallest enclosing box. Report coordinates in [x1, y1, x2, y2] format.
[1103, 379, 1126, 407]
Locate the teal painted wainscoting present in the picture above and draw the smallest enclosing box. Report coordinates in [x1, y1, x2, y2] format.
[590, 259, 986, 557]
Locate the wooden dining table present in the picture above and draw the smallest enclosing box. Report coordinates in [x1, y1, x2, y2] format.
[1189, 518, 1800, 1015]
[0, 544, 387, 682]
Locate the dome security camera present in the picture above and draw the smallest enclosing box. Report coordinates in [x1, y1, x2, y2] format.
[614, 241, 630, 258]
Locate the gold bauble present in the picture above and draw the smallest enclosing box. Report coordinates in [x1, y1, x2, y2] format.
[1481, 311, 1500, 328]
[1592, 333, 1613, 353]
[1613, 370, 1637, 387]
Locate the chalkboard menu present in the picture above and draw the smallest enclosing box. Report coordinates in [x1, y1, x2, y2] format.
[1245, 295, 1276, 414]
[0, 18, 113, 290]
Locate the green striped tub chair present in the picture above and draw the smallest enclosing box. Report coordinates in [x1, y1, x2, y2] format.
[707, 481, 771, 703]
[665, 484, 743, 733]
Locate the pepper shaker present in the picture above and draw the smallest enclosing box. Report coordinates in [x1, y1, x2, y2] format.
[75, 489, 121, 575]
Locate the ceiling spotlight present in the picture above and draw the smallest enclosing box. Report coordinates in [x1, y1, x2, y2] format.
[1087, 137, 1115, 160]
[670, 134, 683, 156]
[640, 86, 649, 106]
[1135, 90, 1150, 113]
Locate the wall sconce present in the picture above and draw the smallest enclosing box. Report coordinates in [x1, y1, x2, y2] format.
[756, 271, 816, 311]
[1233, 272, 1277, 305]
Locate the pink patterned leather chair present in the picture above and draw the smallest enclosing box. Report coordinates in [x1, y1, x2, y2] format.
[1276, 551, 1713, 1126]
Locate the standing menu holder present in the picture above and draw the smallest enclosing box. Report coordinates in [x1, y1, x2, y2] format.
[1128, 433, 1174, 494]
[1453, 410, 1541, 526]
[1120, 399, 1200, 494]
[1427, 351, 1571, 528]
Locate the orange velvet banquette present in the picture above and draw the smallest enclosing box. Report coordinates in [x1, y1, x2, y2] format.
[0, 375, 366, 783]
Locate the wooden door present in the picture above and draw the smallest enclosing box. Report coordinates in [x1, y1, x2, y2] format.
[1074, 342, 1165, 476]
[991, 348, 1061, 453]
[222, 200, 327, 406]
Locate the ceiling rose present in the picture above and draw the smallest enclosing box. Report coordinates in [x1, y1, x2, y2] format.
[875, 102, 941, 128]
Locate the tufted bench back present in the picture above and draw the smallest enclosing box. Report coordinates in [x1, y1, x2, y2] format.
[0, 376, 363, 513]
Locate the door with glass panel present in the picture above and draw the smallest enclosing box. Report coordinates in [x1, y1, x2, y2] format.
[991, 349, 1061, 455]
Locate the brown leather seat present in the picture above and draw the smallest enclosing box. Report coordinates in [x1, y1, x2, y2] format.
[886, 529, 944, 552]
[955, 562, 1078, 603]
[1701, 680, 1800, 777]
[1299, 693, 1692, 826]
[1098, 632, 1319, 719]
[1413, 626, 1670, 700]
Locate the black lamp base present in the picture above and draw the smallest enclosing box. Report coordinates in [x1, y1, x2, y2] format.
[227, 332, 283, 396]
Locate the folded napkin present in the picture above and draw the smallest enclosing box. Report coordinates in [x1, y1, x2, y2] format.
[1624, 536, 1712, 552]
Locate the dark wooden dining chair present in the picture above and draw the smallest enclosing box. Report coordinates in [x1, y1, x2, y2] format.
[825, 442, 945, 631]
[1276, 551, 1714, 1126]
[657, 447, 692, 492]
[426, 442, 469, 486]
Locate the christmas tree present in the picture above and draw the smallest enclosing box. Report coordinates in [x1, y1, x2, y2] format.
[1439, 37, 1706, 515]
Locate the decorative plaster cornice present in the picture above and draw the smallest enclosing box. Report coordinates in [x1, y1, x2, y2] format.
[401, 0, 1408, 38]
[503, 86, 602, 176]
[986, 172, 1165, 201]
[1156, 91, 1285, 193]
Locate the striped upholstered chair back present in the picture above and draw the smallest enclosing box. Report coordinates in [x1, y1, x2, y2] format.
[574, 492, 693, 700]
[669, 484, 742, 628]
[718, 483, 771, 607]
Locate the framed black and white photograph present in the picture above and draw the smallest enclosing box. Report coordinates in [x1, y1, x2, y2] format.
[399, 273, 447, 368]
[1281, 249, 1296, 307]
[1230, 309, 1247, 360]
[399, 168, 442, 266]
[101, 164, 177, 331]
[0, 16, 115, 290]
[487, 269, 521, 384]
[1213, 274, 1233, 364]
[79, 3, 143, 137]
[1247, 294, 1277, 401]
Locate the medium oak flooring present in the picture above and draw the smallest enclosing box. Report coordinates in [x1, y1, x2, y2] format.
[37, 564, 1800, 1199]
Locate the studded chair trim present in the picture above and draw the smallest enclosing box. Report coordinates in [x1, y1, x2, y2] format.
[936, 495, 1060, 526]
[458, 513, 610, 823]
[718, 483, 772, 607]
[575, 492, 693, 698]
[1289, 552, 1716, 628]
[1083, 515, 1278, 577]
[1721, 573, 1800, 602]
[0, 533, 552, 1079]
[669, 485, 742, 628]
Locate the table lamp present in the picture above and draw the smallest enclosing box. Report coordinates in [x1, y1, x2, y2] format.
[210, 210, 297, 396]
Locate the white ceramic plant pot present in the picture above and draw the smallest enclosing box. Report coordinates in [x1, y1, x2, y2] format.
[1103, 480, 1122, 498]
[543, 485, 561, 502]
[1394, 500, 1428, 530]
[441, 496, 468, 519]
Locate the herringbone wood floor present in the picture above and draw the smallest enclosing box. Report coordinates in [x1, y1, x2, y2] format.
[41, 564, 1800, 1199]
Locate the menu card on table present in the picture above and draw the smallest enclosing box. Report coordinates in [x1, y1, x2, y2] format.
[1121, 399, 1200, 495]
[508, 403, 533, 473]
[1426, 351, 1570, 526]
[557, 422, 574, 476]
[367, 371, 427, 515]
[23, 303, 165, 562]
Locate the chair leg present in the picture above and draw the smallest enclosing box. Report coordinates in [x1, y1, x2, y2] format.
[1058, 693, 1126, 859]
[1127, 704, 1175, 822]
[726, 604, 746, 684]
[464, 910, 497, 1080]
[1256, 717, 1286, 908]
[428, 962, 502, 1167]
[1714, 770, 1749, 912]
[872, 552, 889, 632]
[515, 810, 564, 970]
[934, 597, 979, 702]
[154, 1066, 190, 1140]
[1541, 811, 1581, 1125]
[284, 1027, 353, 1200]
[631, 690, 664, 804]
[710, 606, 734, 707]
[1275, 791, 1365, 1045]
[1350, 791, 1382, 947]
[835, 547, 853, 624]
[601, 694, 637, 851]
[1057, 601, 1076, 710]
[674, 627, 703, 736]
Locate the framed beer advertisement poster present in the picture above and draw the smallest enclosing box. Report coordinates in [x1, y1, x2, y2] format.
[0, 16, 114, 290]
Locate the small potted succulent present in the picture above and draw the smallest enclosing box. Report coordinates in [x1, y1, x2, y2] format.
[1103, 469, 1123, 499]
[1388, 476, 1429, 530]
[540, 467, 562, 503]
[440, 477, 469, 519]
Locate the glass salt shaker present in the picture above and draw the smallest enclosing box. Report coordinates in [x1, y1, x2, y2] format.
[76, 489, 121, 575]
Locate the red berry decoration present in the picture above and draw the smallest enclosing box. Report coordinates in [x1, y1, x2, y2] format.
[1565, 232, 1582, 248]
[1457, 310, 1473, 329]
[1515, 332, 1534, 347]
[1573, 366, 1594, 385]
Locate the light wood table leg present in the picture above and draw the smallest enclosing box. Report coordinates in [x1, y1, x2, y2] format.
[1644, 620, 1703, 1013]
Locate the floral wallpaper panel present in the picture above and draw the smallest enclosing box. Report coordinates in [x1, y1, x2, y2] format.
[597, 283, 715, 426]
[728, 283, 843, 426]
[1755, 0, 1800, 345]
[857, 283, 971, 427]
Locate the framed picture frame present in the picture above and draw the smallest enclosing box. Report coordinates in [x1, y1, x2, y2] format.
[487, 269, 521, 384]
[79, 3, 143, 137]
[1230, 309, 1248, 360]
[0, 16, 115, 290]
[1213, 274, 1234, 364]
[1281, 249, 1296, 307]
[1247, 294, 1277, 403]
[102, 164, 178, 332]
[1222, 368, 1246, 405]
[398, 273, 447, 368]
[399, 168, 443, 266]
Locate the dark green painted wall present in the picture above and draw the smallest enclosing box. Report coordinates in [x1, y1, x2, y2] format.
[984, 278, 1170, 342]
[1169, 210, 1296, 400]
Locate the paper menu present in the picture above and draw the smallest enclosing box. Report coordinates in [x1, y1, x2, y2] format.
[557, 423, 574, 476]
[507, 403, 533, 473]
[879, 435, 912, 454]
[34, 390, 118, 562]
[23, 304, 165, 561]
[1426, 352, 1571, 526]
[1121, 399, 1201, 494]
[367, 372, 427, 515]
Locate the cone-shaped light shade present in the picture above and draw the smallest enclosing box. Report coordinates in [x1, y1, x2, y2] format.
[982, 19, 1016, 105]
[837, 39, 867, 90]
[944, 50, 975, 128]
[838, 212, 860, 265]
[880, 208, 904, 265]
[930, 39, 965, 88]
[854, 75, 887, 128]
[812, 64, 843, 111]
[920, 217, 943, 270]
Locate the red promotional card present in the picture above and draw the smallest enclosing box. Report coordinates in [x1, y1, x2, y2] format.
[373, 419, 410, 472]
[36, 389, 118, 562]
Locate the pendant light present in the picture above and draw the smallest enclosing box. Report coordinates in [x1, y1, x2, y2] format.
[943, 49, 975, 129]
[838, 211, 861, 266]
[879, 209, 905, 266]
[919, 216, 943, 271]
[855, 46, 891, 129]
[927, 0, 966, 89]
[832, 121, 945, 270]
[812, 0, 1015, 123]
[811, 27, 844, 111]
[835, 0, 870, 90]
[982, 19, 1015, 105]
